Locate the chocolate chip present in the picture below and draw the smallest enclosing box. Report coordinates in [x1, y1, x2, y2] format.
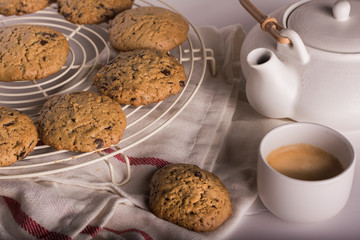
[40, 40, 48, 45]
[94, 139, 104, 149]
[194, 171, 202, 178]
[170, 169, 177, 175]
[167, 82, 173, 84]
[100, 14, 108, 20]
[63, 13, 71, 18]
[42, 32, 58, 38]
[130, 98, 136, 102]
[179, 81, 185, 87]
[110, 8, 116, 14]
[71, 118, 75, 122]
[105, 126, 112, 130]
[3, 121, 14, 127]
[19, 151, 26, 158]
[78, 13, 83, 18]
[17, 148, 26, 160]
[43, 56, 46, 61]
[161, 69, 171, 76]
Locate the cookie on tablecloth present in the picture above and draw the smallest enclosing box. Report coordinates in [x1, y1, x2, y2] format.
[0, 106, 38, 166]
[109, 6, 189, 52]
[57, 0, 134, 25]
[94, 48, 186, 107]
[149, 164, 232, 232]
[0, 0, 50, 16]
[37, 91, 126, 152]
[0, 24, 69, 82]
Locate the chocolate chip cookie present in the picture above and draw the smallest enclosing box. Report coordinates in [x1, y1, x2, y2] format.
[149, 164, 232, 232]
[37, 91, 127, 152]
[0, 0, 50, 16]
[0, 24, 69, 82]
[0, 106, 38, 166]
[57, 0, 134, 25]
[94, 48, 186, 107]
[109, 6, 189, 52]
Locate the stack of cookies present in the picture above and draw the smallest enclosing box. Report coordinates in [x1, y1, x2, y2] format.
[0, 91, 128, 165]
[0, 1, 232, 234]
[0, 1, 189, 160]
[0, 8, 72, 164]
[94, 5, 189, 107]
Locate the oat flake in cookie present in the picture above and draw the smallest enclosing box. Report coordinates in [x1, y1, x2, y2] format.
[57, 0, 134, 25]
[149, 164, 232, 232]
[0, 24, 69, 82]
[0, 0, 50, 16]
[0, 106, 38, 167]
[109, 6, 189, 52]
[94, 48, 186, 107]
[37, 91, 127, 152]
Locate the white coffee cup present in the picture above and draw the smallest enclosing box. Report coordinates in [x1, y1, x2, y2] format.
[257, 122, 355, 223]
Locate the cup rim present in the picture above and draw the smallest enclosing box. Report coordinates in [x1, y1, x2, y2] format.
[259, 122, 356, 184]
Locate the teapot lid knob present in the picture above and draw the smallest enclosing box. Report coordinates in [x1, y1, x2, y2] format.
[333, 0, 351, 21]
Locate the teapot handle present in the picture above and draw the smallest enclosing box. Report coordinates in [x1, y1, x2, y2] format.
[277, 29, 310, 65]
[239, 0, 291, 44]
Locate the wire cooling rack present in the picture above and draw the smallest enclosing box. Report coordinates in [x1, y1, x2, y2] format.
[0, 0, 216, 181]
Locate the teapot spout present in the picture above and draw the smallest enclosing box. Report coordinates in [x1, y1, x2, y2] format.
[246, 48, 298, 118]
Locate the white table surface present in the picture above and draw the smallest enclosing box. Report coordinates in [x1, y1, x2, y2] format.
[166, 0, 360, 239]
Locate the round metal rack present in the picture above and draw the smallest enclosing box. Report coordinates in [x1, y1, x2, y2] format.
[0, 0, 216, 181]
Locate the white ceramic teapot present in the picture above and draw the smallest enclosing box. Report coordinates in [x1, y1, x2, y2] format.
[240, 0, 360, 131]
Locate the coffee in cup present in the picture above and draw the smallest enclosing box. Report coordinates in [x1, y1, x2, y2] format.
[257, 122, 355, 222]
[266, 143, 344, 181]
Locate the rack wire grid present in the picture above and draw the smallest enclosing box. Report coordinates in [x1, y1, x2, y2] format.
[0, 0, 216, 182]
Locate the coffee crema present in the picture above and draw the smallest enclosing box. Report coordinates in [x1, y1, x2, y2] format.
[266, 143, 344, 181]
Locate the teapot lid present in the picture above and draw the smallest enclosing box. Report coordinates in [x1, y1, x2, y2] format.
[286, 0, 360, 53]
